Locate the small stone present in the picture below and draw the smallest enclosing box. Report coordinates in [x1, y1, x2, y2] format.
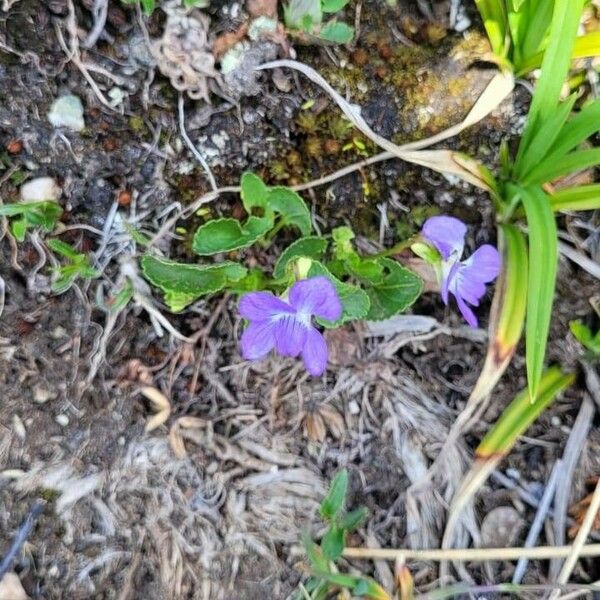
[55, 414, 69, 427]
[20, 177, 61, 202]
[50, 326, 68, 339]
[33, 385, 56, 404]
[349, 400, 360, 415]
[48, 94, 85, 132]
[12, 415, 26, 440]
[6, 139, 23, 154]
[551, 416, 561, 427]
[0, 573, 29, 600]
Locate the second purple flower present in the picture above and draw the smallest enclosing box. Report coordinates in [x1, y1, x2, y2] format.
[422, 216, 501, 327]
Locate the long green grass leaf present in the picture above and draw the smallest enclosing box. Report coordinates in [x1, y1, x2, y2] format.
[514, 94, 577, 179]
[519, 0, 586, 151]
[520, 186, 558, 401]
[518, 0, 554, 64]
[531, 98, 600, 167]
[477, 366, 574, 456]
[475, 0, 508, 58]
[549, 184, 600, 212]
[525, 148, 600, 185]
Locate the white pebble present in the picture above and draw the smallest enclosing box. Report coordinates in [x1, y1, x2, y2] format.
[48, 94, 85, 132]
[348, 400, 360, 415]
[55, 414, 69, 427]
[20, 177, 61, 202]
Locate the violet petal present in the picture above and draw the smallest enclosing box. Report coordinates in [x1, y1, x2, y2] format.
[302, 326, 328, 376]
[240, 320, 277, 359]
[288, 276, 342, 321]
[239, 291, 294, 321]
[422, 216, 467, 260]
[274, 314, 308, 357]
[455, 293, 479, 328]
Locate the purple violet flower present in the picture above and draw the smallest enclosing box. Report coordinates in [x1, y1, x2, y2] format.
[239, 276, 342, 376]
[422, 216, 501, 328]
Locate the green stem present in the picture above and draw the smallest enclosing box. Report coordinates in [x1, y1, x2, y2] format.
[372, 236, 416, 259]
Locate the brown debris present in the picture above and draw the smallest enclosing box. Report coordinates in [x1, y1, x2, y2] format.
[246, 0, 277, 18]
[568, 476, 600, 538]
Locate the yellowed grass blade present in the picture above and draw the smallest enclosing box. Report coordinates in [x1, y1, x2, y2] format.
[256, 60, 514, 189]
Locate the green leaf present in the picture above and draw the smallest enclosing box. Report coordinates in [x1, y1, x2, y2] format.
[365, 258, 422, 321]
[0, 200, 62, 237]
[321, 524, 345, 561]
[524, 148, 600, 185]
[518, 0, 586, 151]
[520, 186, 558, 400]
[240, 172, 269, 212]
[540, 99, 600, 164]
[308, 262, 370, 327]
[477, 366, 574, 457]
[284, 0, 322, 29]
[321, 0, 348, 13]
[273, 237, 328, 279]
[141, 256, 247, 311]
[570, 320, 600, 356]
[192, 216, 273, 255]
[514, 94, 577, 179]
[338, 506, 368, 532]
[346, 257, 385, 285]
[517, 31, 600, 75]
[108, 280, 134, 312]
[11, 218, 27, 241]
[474, 0, 508, 58]
[228, 268, 267, 293]
[332, 226, 355, 259]
[318, 21, 354, 44]
[320, 469, 348, 520]
[301, 533, 330, 572]
[549, 184, 600, 212]
[267, 187, 312, 235]
[47, 239, 82, 259]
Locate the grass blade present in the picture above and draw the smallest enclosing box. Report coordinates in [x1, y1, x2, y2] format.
[514, 94, 577, 179]
[525, 148, 600, 185]
[532, 98, 600, 165]
[518, 31, 600, 74]
[518, 0, 554, 62]
[519, 0, 586, 151]
[441, 367, 574, 556]
[475, 0, 508, 58]
[520, 186, 558, 400]
[549, 184, 600, 212]
[477, 366, 574, 456]
[468, 224, 528, 405]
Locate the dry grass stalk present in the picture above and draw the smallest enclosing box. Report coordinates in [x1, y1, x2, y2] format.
[343, 543, 600, 562]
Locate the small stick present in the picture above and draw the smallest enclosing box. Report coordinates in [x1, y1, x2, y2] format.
[178, 94, 217, 192]
[550, 479, 600, 600]
[342, 543, 600, 562]
[0, 499, 46, 580]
